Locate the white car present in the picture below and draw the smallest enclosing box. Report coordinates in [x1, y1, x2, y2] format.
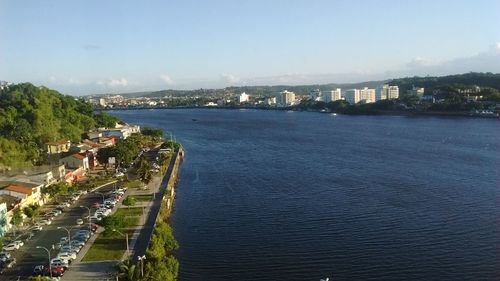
[13, 240, 24, 248]
[3, 243, 19, 251]
[76, 219, 84, 225]
[50, 258, 69, 266]
[39, 219, 51, 225]
[30, 224, 43, 231]
[57, 252, 76, 261]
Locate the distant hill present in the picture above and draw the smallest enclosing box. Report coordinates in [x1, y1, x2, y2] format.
[390, 72, 500, 95]
[93, 72, 500, 98]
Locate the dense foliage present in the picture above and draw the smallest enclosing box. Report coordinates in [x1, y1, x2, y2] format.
[0, 83, 119, 167]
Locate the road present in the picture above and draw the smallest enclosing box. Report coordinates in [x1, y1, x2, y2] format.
[0, 181, 119, 281]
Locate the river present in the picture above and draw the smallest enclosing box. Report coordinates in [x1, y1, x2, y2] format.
[110, 109, 499, 281]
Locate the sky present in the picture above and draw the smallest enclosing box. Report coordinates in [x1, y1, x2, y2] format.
[0, 0, 499, 95]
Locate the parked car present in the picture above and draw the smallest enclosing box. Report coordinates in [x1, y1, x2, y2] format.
[70, 240, 85, 248]
[76, 218, 84, 225]
[50, 261, 68, 270]
[57, 252, 76, 261]
[0, 252, 11, 262]
[39, 219, 51, 226]
[33, 265, 45, 275]
[59, 246, 79, 255]
[13, 241, 24, 248]
[46, 265, 65, 277]
[3, 243, 19, 251]
[0, 258, 16, 268]
[30, 224, 43, 231]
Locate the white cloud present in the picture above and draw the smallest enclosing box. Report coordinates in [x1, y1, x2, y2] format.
[220, 73, 240, 84]
[160, 74, 175, 85]
[97, 78, 129, 87]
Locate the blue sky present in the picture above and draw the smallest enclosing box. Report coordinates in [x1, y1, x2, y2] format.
[1, 0, 499, 95]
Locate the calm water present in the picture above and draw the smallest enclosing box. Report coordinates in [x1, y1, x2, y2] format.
[111, 109, 499, 281]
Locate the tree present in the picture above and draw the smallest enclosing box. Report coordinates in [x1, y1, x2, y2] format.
[23, 203, 40, 219]
[96, 146, 116, 170]
[42, 182, 69, 199]
[136, 155, 153, 184]
[141, 127, 164, 139]
[11, 207, 23, 227]
[123, 196, 136, 206]
[117, 259, 141, 281]
[100, 214, 126, 235]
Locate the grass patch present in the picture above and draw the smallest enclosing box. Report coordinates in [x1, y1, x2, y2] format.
[124, 216, 141, 227]
[82, 230, 134, 261]
[128, 194, 153, 202]
[115, 207, 143, 217]
[124, 180, 144, 189]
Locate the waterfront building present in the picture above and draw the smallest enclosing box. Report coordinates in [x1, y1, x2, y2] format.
[324, 88, 342, 103]
[99, 98, 106, 107]
[264, 97, 277, 106]
[278, 90, 296, 106]
[238, 92, 249, 103]
[310, 89, 322, 101]
[376, 85, 399, 101]
[408, 86, 425, 97]
[345, 87, 375, 104]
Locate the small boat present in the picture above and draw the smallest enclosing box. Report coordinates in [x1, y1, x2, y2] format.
[192, 119, 198, 121]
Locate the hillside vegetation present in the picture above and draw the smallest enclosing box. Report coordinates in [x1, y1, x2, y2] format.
[0, 83, 119, 167]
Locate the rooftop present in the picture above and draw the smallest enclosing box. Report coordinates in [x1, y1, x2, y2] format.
[0, 194, 21, 211]
[46, 139, 70, 146]
[2, 184, 33, 195]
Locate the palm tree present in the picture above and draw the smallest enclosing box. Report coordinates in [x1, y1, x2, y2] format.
[117, 259, 141, 281]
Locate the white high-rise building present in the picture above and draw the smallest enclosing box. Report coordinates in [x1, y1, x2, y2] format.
[310, 89, 322, 101]
[407, 87, 425, 97]
[264, 97, 276, 106]
[376, 85, 399, 101]
[344, 87, 376, 104]
[324, 88, 342, 103]
[278, 90, 296, 106]
[238, 92, 249, 103]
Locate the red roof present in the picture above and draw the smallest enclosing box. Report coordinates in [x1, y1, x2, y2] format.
[71, 154, 86, 160]
[3, 185, 33, 195]
[46, 140, 69, 146]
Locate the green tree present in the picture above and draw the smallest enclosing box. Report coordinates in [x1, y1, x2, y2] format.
[123, 196, 136, 207]
[117, 259, 141, 281]
[141, 127, 164, 139]
[11, 207, 23, 227]
[100, 214, 126, 235]
[96, 146, 116, 170]
[22, 203, 40, 219]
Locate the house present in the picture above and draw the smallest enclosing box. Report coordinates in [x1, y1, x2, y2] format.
[59, 153, 90, 170]
[0, 165, 66, 187]
[63, 167, 86, 185]
[46, 140, 71, 154]
[0, 181, 44, 208]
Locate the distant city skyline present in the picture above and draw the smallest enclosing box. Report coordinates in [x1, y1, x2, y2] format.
[1, 0, 499, 95]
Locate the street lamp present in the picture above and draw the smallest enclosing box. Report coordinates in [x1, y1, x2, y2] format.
[56, 226, 71, 251]
[112, 229, 129, 257]
[80, 205, 92, 232]
[96, 191, 105, 205]
[137, 255, 146, 277]
[36, 245, 53, 278]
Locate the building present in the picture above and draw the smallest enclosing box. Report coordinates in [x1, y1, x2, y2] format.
[0, 165, 66, 187]
[377, 85, 399, 101]
[344, 87, 376, 104]
[238, 92, 249, 103]
[0, 181, 44, 208]
[0, 202, 8, 237]
[46, 140, 71, 154]
[98, 124, 140, 140]
[408, 86, 425, 97]
[309, 89, 322, 101]
[99, 98, 106, 107]
[278, 90, 296, 106]
[59, 153, 90, 170]
[324, 88, 342, 103]
[264, 97, 277, 106]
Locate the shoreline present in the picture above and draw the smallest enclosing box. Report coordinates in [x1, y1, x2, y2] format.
[102, 106, 499, 119]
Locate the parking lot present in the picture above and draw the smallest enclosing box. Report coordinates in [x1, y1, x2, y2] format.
[0, 181, 121, 280]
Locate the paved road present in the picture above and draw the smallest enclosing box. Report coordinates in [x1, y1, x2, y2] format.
[0, 182, 119, 281]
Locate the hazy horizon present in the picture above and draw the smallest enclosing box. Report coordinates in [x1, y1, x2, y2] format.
[1, 0, 499, 95]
